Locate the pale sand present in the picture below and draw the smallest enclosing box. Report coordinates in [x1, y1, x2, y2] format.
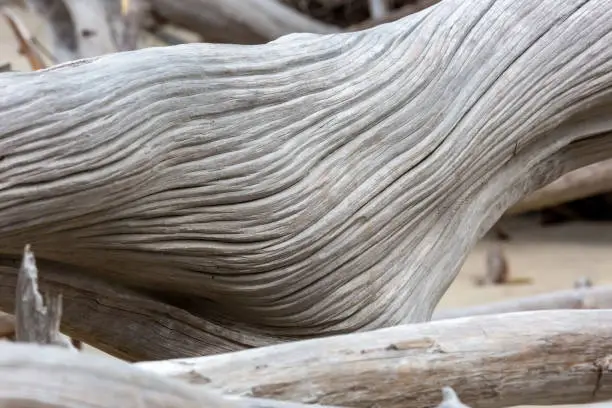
[2, 13, 610, 407]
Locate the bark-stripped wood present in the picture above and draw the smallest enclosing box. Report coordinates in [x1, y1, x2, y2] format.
[436, 388, 471, 408]
[0, 255, 284, 361]
[350, 0, 438, 29]
[14, 245, 75, 350]
[432, 285, 612, 320]
[25, 0, 143, 62]
[136, 310, 612, 408]
[509, 158, 612, 214]
[0, 255, 609, 360]
[1, 0, 612, 358]
[0, 342, 343, 408]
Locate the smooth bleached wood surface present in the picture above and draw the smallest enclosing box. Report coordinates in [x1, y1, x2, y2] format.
[137, 310, 612, 408]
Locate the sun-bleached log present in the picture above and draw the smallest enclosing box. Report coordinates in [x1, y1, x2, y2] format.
[136, 310, 612, 408]
[1, 0, 612, 358]
[0, 342, 343, 408]
[433, 285, 612, 320]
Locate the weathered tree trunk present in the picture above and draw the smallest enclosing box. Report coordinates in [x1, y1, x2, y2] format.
[0, 342, 345, 408]
[136, 310, 612, 408]
[1, 0, 612, 359]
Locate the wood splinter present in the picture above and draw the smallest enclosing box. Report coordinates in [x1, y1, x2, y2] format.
[437, 387, 471, 408]
[14, 244, 76, 350]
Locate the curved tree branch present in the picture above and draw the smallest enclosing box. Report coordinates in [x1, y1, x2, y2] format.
[0, 0, 612, 357]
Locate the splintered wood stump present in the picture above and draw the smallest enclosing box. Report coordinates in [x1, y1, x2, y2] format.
[1, 0, 612, 359]
[13, 245, 76, 350]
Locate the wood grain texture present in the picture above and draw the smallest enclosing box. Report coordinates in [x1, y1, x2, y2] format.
[0, 255, 281, 361]
[1, 0, 612, 358]
[136, 310, 612, 408]
[0, 342, 344, 408]
[509, 158, 612, 214]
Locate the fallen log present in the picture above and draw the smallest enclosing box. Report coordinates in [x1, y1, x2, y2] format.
[1, 0, 612, 359]
[433, 285, 612, 320]
[136, 310, 612, 408]
[0, 342, 345, 408]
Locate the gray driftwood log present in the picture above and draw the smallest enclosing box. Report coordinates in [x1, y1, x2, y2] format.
[0, 342, 346, 408]
[136, 310, 612, 408]
[1, 0, 612, 359]
[432, 285, 612, 320]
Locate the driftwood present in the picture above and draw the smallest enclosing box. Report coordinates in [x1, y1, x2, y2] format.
[20, 1, 612, 213]
[0, 342, 347, 408]
[25, 0, 144, 62]
[149, 0, 338, 43]
[136, 310, 612, 408]
[0, 255, 609, 360]
[1, 0, 612, 359]
[24, 0, 338, 55]
[436, 388, 471, 408]
[433, 285, 612, 320]
[509, 157, 612, 214]
[0, 254, 286, 361]
[350, 0, 438, 29]
[14, 244, 75, 349]
[1, 5, 46, 69]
